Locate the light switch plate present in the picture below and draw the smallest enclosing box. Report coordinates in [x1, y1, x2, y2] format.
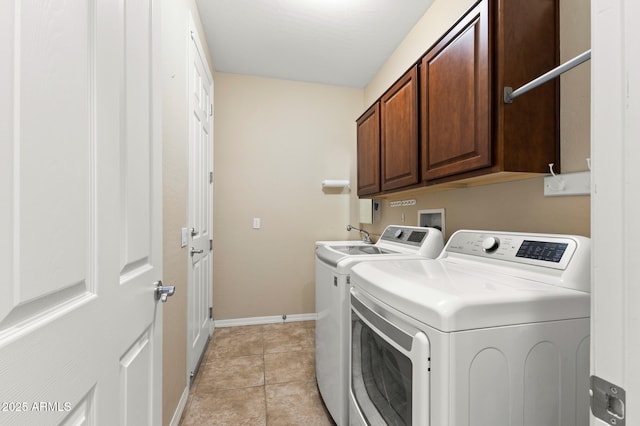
[252, 218, 261, 229]
[181, 227, 188, 247]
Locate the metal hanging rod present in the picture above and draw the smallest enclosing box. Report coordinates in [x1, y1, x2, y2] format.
[504, 49, 591, 104]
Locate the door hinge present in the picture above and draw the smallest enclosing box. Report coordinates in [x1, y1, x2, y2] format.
[209, 307, 213, 319]
[209, 171, 213, 183]
[210, 103, 213, 117]
[591, 375, 625, 425]
[209, 239, 213, 251]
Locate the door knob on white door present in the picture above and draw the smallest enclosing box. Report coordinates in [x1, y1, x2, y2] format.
[190, 247, 204, 256]
[155, 280, 175, 303]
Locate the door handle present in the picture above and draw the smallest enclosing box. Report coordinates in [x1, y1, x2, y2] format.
[190, 247, 204, 256]
[190, 227, 198, 236]
[155, 280, 175, 303]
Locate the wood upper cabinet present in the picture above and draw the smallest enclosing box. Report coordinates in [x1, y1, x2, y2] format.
[421, 0, 559, 183]
[356, 103, 381, 196]
[381, 66, 419, 191]
[356, 0, 559, 196]
[356, 67, 418, 196]
[421, 0, 490, 181]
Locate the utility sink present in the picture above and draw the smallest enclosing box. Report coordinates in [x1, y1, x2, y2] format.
[329, 245, 397, 255]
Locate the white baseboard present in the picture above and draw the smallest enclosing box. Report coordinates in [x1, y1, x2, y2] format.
[169, 385, 189, 426]
[214, 313, 317, 328]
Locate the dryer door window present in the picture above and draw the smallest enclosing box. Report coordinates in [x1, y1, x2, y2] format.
[350, 292, 430, 426]
[353, 316, 412, 424]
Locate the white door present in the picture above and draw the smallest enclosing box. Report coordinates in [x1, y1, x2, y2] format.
[0, 1, 164, 425]
[591, 0, 640, 425]
[187, 16, 214, 382]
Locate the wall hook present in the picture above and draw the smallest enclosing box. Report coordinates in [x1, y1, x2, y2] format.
[548, 163, 557, 177]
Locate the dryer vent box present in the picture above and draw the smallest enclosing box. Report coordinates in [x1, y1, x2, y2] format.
[418, 208, 445, 236]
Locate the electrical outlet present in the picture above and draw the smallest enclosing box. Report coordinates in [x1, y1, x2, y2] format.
[252, 218, 261, 229]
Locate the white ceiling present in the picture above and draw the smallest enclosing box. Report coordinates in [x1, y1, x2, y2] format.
[195, 0, 435, 88]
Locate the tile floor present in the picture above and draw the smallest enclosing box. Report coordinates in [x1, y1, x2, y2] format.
[179, 320, 336, 426]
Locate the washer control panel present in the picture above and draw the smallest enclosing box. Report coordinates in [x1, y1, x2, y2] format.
[446, 231, 579, 270]
[380, 226, 431, 248]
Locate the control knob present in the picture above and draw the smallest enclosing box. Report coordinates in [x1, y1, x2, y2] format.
[482, 236, 500, 253]
[394, 229, 404, 239]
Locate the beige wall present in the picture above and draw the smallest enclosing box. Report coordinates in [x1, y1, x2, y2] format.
[361, 0, 591, 240]
[161, 0, 214, 424]
[364, 177, 590, 240]
[213, 74, 363, 319]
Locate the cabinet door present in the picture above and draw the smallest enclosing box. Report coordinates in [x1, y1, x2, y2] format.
[421, 0, 490, 181]
[381, 66, 419, 191]
[356, 103, 381, 196]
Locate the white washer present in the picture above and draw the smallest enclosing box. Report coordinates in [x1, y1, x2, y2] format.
[349, 230, 591, 426]
[315, 225, 444, 426]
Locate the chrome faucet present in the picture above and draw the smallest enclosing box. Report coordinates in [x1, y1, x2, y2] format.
[346, 225, 372, 244]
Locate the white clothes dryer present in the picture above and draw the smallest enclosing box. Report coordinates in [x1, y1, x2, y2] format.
[315, 225, 444, 426]
[349, 230, 591, 426]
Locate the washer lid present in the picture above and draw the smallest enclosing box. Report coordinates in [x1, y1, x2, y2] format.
[350, 258, 590, 332]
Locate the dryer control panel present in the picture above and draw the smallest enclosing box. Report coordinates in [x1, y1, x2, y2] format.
[444, 230, 591, 292]
[445, 230, 582, 271]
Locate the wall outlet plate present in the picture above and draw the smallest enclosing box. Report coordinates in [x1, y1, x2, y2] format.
[373, 200, 382, 222]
